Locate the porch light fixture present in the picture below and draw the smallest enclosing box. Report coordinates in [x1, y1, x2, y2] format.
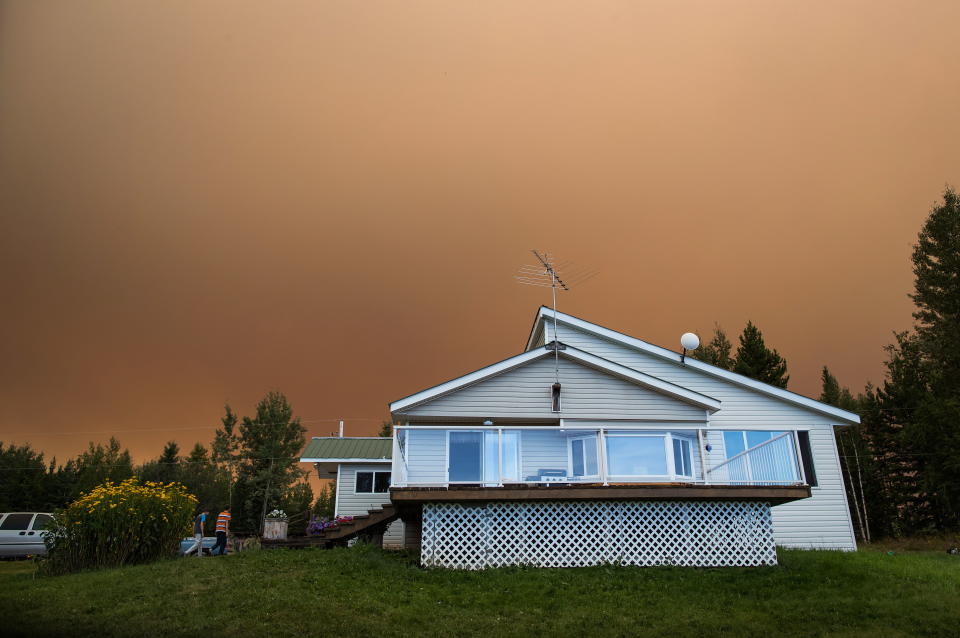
[483, 420, 494, 426]
[551, 382, 562, 412]
[680, 332, 700, 363]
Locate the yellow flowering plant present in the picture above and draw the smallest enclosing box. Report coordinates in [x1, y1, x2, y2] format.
[40, 478, 197, 575]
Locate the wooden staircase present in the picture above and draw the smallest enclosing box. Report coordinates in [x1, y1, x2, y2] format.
[262, 503, 400, 549]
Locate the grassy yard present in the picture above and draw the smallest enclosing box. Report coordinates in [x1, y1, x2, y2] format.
[2, 545, 958, 638]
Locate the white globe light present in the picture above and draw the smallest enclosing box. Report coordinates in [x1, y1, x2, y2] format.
[680, 332, 700, 350]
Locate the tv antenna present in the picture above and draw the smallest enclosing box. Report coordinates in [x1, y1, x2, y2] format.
[515, 251, 598, 393]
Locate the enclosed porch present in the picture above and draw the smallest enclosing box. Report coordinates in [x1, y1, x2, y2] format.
[390, 425, 813, 489]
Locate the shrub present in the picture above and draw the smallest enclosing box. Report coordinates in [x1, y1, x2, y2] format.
[40, 478, 197, 575]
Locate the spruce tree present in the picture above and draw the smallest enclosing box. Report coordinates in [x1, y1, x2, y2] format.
[732, 321, 789, 388]
[694, 325, 735, 370]
[222, 392, 307, 533]
[904, 188, 960, 528]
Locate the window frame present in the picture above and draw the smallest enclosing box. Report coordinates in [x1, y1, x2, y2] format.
[567, 434, 600, 479]
[354, 470, 392, 494]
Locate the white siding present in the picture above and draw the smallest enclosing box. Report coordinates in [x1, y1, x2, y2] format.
[520, 429, 568, 479]
[544, 322, 857, 550]
[399, 357, 708, 421]
[336, 463, 404, 549]
[404, 429, 447, 484]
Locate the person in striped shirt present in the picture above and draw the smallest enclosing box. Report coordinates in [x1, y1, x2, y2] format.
[211, 506, 231, 556]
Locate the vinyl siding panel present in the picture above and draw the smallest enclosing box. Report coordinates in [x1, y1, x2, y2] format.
[405, 429, 447, 484]
[336, 464, 404, 548]
[520, 429, 568, 479]
[544, 322, 857, 550]
[399, 357, 708, 421]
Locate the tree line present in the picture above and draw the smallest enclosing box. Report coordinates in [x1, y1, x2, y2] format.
[0, 392, 315, 535]
[693, 188, 960, 540]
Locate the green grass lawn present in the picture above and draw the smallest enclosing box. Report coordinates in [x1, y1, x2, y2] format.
[1, 545, 958, 638]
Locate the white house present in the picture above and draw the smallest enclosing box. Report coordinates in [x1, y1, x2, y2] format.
[303, 307, 859, 569]
[300, 437, 406, 549]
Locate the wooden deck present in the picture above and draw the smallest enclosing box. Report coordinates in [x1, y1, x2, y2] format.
[261, 503, 400, 550]
[390, 483, 811, 506]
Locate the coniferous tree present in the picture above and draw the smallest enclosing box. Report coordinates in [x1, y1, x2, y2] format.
[905, 187, 960, 529]
[139, 441, 182, 485]
[0, 442, 49, 511]
[732, 321, 789, 388]
[378, 421, 393, 437]
[694, 325, 735, 370]
[313, 480, 336, 519]
[222, 392, 307, 533]
[74, 437, 134, 498]
[178, 442, 230, 525]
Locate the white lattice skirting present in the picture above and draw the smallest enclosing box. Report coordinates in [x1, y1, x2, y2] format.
[420, 500, 776, 569]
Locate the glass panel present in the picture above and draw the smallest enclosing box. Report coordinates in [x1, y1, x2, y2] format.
[569, 436, 598, 478]
[480, 431, 520, 483]
[746, 431, 774, 449]
[449, 431, 483, 482]
[583, 437, 598, 476]
[501, 431, 520, 482]
[373, 472, 391, 493]
[0, 514, 33, 530]
[749, 434, 797, 483]
[355, 472, 373, 493]
[724, 431, 745, 459]
[31, 514, 53, 530]
[572, 439, 585, 476]
[607, 436, 667, 476]
[673, 438, 692, 477]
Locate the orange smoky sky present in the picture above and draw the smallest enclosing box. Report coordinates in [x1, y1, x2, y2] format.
[1, 1, 959, 470]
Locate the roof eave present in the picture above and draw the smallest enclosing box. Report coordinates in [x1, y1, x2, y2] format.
[533, 310, 861, 425]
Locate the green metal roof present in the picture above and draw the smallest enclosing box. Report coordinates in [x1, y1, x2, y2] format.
[300, 437, 392, 461]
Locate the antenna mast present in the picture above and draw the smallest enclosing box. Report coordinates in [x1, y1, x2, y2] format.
[514, 252, 598, 387]
[532, 251, 566, 383]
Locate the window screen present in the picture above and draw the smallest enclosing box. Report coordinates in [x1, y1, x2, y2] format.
[797, 431, 818, 487]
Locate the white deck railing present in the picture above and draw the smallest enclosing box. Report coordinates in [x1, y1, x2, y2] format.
[390, 426, 806, 489]
[704, 432, 803, 486]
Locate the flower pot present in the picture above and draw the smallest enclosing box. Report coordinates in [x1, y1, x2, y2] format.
[263, 519, 288, 540]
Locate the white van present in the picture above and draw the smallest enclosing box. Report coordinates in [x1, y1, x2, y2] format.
[0, 513, 54, 557]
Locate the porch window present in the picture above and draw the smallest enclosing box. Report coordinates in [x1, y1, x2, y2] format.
[569, 435, 599, 478]
[605, 435, 668, 477]
[672, 437, 693, 478]
[448, 430, 520, 483]
[356, 471, 391, 493]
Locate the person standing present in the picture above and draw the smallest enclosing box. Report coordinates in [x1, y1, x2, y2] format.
[184, 509, 209, 557]
[212, 506, 231, 556]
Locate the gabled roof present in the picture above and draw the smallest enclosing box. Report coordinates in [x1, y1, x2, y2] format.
[526, 306, 861, 425]
[300, 437, 392, 462]
[390, 344, 722, 414]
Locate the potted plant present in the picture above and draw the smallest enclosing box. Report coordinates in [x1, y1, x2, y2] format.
[263, 509, 289, 540]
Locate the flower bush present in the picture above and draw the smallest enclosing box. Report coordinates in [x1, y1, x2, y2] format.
[40, 478, 197, 575]
[266, 509, 288, 521]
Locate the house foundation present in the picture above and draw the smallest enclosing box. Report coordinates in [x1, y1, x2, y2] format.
[419, 500, 777, 569]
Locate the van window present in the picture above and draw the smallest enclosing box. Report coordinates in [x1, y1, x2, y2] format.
[0, 514, 34, 530]
[31, 514, 53, 530]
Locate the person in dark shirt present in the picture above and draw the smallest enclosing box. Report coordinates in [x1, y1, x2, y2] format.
[184, 509, 209, 557]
